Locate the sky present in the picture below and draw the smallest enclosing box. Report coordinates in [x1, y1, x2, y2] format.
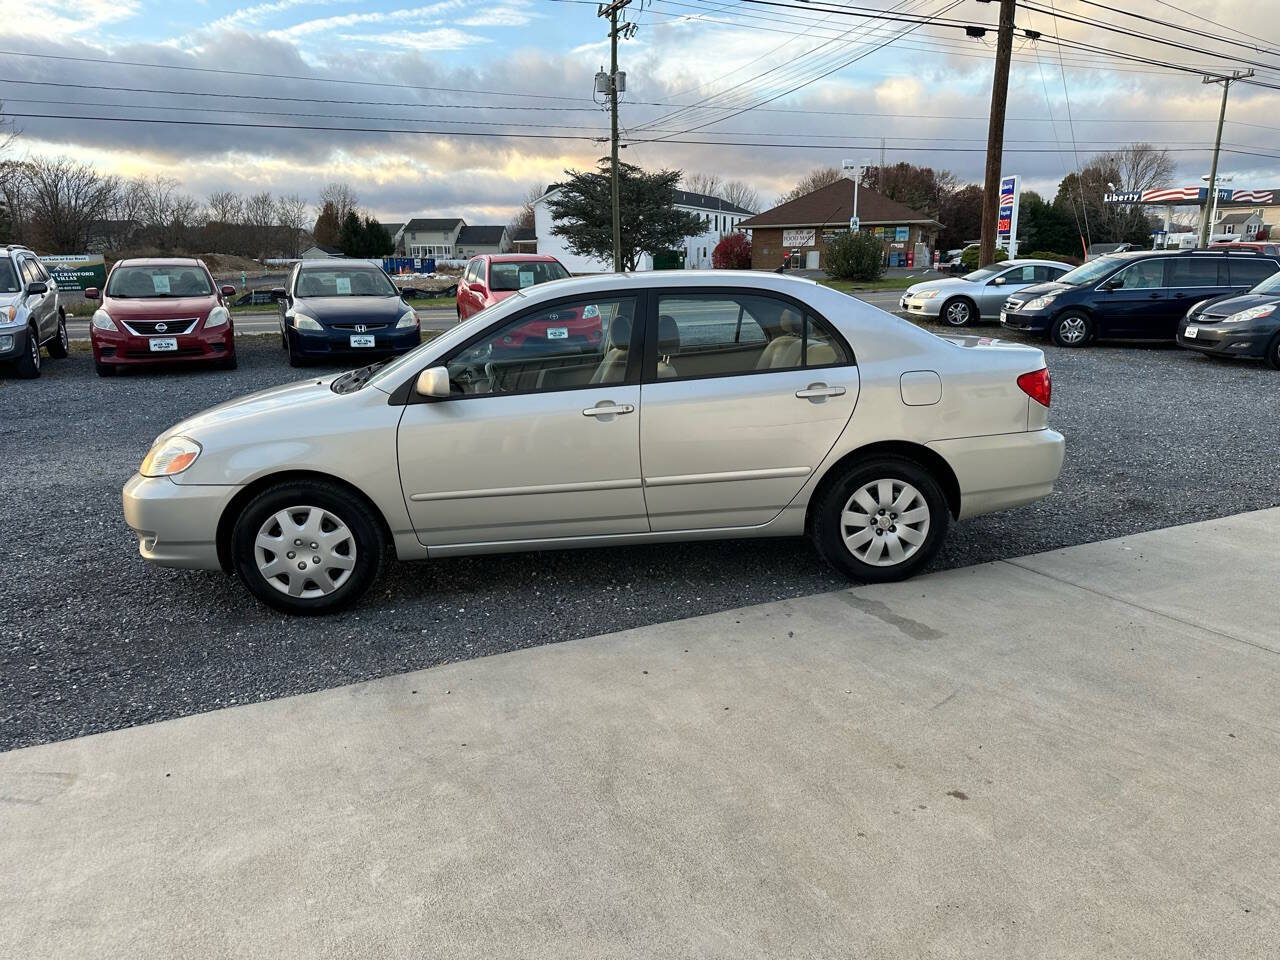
[0, 0, 1277, 224]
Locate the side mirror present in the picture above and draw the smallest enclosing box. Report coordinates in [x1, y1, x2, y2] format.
[1101, 276, 1122, 290]
[220, 284, 237, 297]
[470, 282, 487, 297]
[415, 366, 451, 399]
[271, 286, 287, 297]
[84, 287, 100, 300]
[26, 281, 48, 296]
[991, 276, 1006, 286]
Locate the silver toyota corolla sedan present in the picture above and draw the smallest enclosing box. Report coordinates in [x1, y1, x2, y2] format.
[123, 272, 1065, 614]
[900, 259, 1071, 326]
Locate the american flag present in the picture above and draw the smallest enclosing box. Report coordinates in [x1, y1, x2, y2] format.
[1141, 187, 1203, 203]
[1229, 189, 1275, 204]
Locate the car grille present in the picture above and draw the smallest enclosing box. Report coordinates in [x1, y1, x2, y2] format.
[330, 322, 390, 331]
[122, 318, 200, 336]
[1003, 298, 1025, 312]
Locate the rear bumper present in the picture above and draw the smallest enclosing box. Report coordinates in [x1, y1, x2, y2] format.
[92, 325, 234, 365]
[930, 429, 1065, 520]
[122, 474, 239, 570]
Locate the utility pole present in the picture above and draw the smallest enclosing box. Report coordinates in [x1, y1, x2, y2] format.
[598, 0, 633, 272]
[1198, 69, 1253, 248]
[978, 0, 1015, 267]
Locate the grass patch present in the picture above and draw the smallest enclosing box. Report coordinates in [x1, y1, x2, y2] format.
[819, 277, 920, 293]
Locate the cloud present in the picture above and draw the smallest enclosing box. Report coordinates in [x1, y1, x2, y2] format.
[342, 29, 491, 52]
[0, 0, 139, 36]
[270, 1, 466, 39]
[458, 2, 538, 28]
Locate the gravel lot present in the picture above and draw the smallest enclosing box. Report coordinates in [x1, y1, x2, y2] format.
[4, 317, 1278, 751]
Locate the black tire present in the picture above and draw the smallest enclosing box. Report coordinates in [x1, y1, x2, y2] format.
[231, 480, 386, 615]
[95, 361, 116, 377]
[218, 353, 238, 371]
[280, 325, 287, 349]
[1050, 310, 1093, 348]
[46, 312, 69, 359]
[810, 456, 951, 583]
[13, 326, 41, 378]
[286, 337, 305, 368]
[1266, 332, 1280, 371]
[940, 297, 975, 327]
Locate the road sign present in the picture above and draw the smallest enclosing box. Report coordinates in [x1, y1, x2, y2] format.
[849, 216, 860, 232]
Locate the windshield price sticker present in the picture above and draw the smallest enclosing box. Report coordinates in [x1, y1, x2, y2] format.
[152, 274, 171, 294]
[335, 277, 352, 295]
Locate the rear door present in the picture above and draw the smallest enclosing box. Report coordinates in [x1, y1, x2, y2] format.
[17, 256, 53, 339]
[1165, 257, 1233, 335]
[978, 264, 1038, 317]
[1096, 258, 1169, 338]
[638, 290, 858, 532]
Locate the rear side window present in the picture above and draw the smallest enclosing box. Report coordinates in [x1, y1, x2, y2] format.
[1167, 258, 1226, 288]
[1033, 265, 1066, 282]
[18, 258, 40, 286]
[1228, 258, 1279, 287]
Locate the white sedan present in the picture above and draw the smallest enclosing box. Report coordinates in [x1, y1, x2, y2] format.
[123, 272, 1065, 614]
[901, 259, 1071, 326]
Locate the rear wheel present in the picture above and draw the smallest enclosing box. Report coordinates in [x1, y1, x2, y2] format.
[941, 297, 975, 327]
[231, 481, 385, 614]
[1266, 332, 1280, 371]
[47, 312, 69, 359]
[13, 327, 41, 378]
[811, 457, 950, 583]
[1050, 311, 1092, 347]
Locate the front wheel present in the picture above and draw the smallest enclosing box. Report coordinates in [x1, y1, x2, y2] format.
[231, 481, 385, 614]
[1265, 332, 1280, 371]
[941, 298, 975, 327]
[13, 327, 41, 378]
[811, 457, 950, 583]
[1051, 311, 1093, 347]
[286, 337, 304, 368]
[47, 313, 69, 359]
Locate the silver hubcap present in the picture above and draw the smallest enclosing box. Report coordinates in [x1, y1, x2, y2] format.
[1059, 316, 1086, 344]
[840, 479, 931, 567]
[30, 336, 39, 368]
[59, 321, 67, 349]
[945, 302, 970, 325]
[254, 505, 357, 598]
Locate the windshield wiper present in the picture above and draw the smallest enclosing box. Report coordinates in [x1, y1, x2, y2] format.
[331, 360, 388, 394]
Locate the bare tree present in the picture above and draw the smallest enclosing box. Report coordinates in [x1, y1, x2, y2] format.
[274, 193, 309, 258]
[22, 156, 120, 253]
[506, 183, 542, 234]
[319, 182, 358, 225]
[243, 191, 276, 260]
[131, 175, 199, 249]
[207, 190, 244, 225]
[777, 166, 843, 205]
[1099, 142, 1176, 193]
[682, 172, 723, 197]
[720, 179, 760, 213]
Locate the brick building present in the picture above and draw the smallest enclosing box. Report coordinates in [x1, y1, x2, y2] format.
[739, 179, 942, 271]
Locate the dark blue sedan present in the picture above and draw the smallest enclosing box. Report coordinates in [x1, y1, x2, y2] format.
[278, 261, 420, 366]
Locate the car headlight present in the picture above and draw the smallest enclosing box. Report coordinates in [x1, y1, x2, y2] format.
[92, 308, 117, 331]
[1023, 295, 1058, 311]
[139, 436, 202, 477]
[204, 306, 230, 329]
[583, 304, 601, 318]
[294, 314, 322, 331]
[2, 305, 17, 325]
[396, 306, 419, 328]
[1222, 304, 1276, 324]
[914, 289, 940, 299]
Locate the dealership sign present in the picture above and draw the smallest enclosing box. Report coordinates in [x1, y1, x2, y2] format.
[997, 175, 1020, 257]
[40, 253, 107, 292]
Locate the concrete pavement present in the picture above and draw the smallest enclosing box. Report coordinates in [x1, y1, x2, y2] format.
[3, 510, 1277, 959]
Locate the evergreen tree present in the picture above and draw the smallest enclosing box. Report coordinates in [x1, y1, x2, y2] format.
[313, 201, 341, 248]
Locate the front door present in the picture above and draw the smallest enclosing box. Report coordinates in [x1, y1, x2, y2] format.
[1097, 259, 1170, 337]
[639, 291, 858, 532]
[397, 293, 649, 546]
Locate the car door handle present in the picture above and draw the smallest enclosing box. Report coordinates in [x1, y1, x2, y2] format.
[795, 384, 846, 400]
[1148, 292, 1163, 299]
[582, 403, 634, 417]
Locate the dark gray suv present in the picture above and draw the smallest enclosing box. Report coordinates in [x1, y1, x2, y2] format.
[0, 245, 67, 378]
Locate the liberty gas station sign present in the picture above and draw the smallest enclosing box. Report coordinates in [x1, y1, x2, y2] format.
[997, 175, 1020, 257]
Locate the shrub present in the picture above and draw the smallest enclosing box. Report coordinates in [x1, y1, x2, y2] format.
[1020, 250, 1080, 265]
[824, 231, 885, 282]
[960, 244, 1008, 269]
[712, 232, 752, 269]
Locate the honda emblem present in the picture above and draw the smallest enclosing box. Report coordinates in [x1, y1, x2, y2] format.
[354, 324, 367, 333]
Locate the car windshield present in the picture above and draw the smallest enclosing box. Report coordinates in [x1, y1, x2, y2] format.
[961, 266, 1003, 282]
[364, 290, 530, 391]
[488, 261, 570, 292]
[1251, 271, 1280, 294]
[1056, 256, 1122, 286]
[0, 260, 19, 294]
[296, 267, 397, 298]
[106, 265, 212, 298]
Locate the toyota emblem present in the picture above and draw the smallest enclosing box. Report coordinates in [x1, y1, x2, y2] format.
[548, 313, 559, 321]
[354, 323, 367, 333]
[155, 322, 168, 333]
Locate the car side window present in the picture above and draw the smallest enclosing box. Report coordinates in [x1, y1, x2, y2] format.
[1000, 265, 1037, 284]
[1034, 265, 1065, 282]
[652, 293, 849, 381]
[1167, 258, 1225, 288]
[445, 296, 635, 396]
[1228, 258, 1278, 287]
[18, 258, 39, 287]
[1113, 260, 1166, 289]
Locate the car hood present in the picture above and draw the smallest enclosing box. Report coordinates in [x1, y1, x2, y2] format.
[295, 296, 405, 322]
[1196, 292, 1279, 319]
[489, 289, 522, 302]
[158, 375, 344, 444]
[904, 277, 976, 296]
[0, 292, 19, 309]
[102, 296, 218, 319]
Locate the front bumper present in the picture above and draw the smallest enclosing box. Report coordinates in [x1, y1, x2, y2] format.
[123, 473, 240, 570]
[288, 324, 421, 359]
[899, 295, 942, 317]
[0, 324, 29, 361]
[999, 310, 1051, 335]
[1177, 321, 1270, 358]
[929, 429, 1065, 520]
[92, 324, 234, 366]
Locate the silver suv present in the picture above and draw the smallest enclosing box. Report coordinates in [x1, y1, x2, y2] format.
[0, 245, 67, 378]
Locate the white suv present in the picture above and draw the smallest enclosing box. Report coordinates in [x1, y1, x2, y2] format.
[0, 245, 67, 378]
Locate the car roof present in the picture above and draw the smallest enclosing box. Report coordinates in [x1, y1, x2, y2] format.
[479, 254, 561, 262]
[114, 257, 204, 268]
[994, 259, 1070, 267]
[298, 259, 383, 269]
[491, 269, 820, 296]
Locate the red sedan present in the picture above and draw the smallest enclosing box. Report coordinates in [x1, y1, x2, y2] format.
[456, 254, 571, 321]
[88, 258, 238, 376]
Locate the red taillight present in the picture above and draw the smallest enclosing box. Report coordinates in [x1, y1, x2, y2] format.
[1017, 368, 1051, 407]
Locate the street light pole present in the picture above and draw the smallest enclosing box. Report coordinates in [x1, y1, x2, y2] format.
[1198, 69, 1252, 248]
